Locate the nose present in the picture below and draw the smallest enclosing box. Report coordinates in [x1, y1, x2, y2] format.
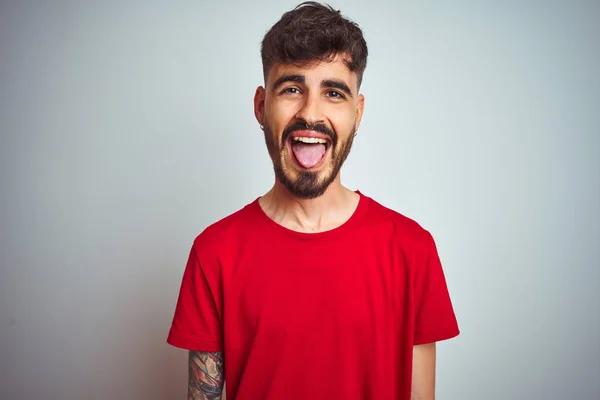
[295, 91, 324, 127]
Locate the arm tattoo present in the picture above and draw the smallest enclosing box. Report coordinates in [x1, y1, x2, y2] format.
[188, 351, 224, 400]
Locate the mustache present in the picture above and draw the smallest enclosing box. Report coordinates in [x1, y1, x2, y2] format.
[281, 121, 337, 148]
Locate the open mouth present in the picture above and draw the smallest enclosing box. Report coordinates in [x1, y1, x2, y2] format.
[287, 133, 332, 169]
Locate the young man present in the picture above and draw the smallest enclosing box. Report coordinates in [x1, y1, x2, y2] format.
[167, 2, 459, 399]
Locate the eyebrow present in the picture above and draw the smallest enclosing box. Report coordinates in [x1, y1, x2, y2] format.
[272, 74, 305, 91]
[321, 79, 354, 98]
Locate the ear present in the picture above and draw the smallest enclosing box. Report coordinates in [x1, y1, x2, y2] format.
[355, 93, 365, 131]
[254, 86, 266, 126]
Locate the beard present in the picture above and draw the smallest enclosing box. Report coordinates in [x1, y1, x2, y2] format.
[263, 121, 356, 199]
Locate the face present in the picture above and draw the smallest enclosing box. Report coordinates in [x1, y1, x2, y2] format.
[254, 54, 365, 199]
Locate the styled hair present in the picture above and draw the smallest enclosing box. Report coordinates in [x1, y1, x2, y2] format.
[261, 2, 368, 88]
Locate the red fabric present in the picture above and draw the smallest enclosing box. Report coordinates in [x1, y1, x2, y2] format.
[167, 192, 459, 400]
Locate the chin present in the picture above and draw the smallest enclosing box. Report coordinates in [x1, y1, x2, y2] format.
[277, 158, 337, 199]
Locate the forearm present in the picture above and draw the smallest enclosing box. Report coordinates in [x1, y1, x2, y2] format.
[411, 343, 436, 400]
[188, 351, 224, 400]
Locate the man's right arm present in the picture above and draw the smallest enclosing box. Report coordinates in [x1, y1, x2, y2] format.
[188, 351, 224, 400]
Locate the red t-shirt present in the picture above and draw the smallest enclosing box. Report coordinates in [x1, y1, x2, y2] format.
[167, 192, 459, 399]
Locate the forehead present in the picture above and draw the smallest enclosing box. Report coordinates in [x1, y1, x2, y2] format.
[267, 54, 358, 91]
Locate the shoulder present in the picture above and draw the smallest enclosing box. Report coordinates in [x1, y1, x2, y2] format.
[191, 199, 259, 256]
[363, 194, 435, 252]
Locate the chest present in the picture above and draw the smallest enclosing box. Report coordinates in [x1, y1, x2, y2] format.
[224, 240, 412, 333]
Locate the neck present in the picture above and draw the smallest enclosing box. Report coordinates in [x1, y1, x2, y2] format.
[259, 175, 360, 233]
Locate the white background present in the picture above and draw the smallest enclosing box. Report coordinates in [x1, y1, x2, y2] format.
[1, 1, 599, 399]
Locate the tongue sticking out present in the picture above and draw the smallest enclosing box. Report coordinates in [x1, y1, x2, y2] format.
[291, 142, 327, 169]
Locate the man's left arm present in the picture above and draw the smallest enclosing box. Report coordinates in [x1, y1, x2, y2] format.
[411, 342, 436, 400]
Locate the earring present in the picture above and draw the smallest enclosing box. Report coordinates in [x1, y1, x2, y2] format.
[260, 124, 264, 130]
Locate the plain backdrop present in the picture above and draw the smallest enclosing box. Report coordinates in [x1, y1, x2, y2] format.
[1, 1, 599, 399]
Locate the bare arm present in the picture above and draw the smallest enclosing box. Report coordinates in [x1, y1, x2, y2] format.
[411, 343, 436, 400]
[188, 351, 224, 400]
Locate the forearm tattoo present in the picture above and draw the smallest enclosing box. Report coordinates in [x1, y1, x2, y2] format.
[188, 351, 224, 400]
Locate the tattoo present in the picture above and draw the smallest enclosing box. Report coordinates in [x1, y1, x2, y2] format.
[188, 351, 224, 400]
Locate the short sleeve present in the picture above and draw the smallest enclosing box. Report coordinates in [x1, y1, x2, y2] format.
[167, 242, 223, 352]
[413, 231, 460, 345]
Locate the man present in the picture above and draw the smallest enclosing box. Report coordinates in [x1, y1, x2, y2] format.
[167, 2, 459, 399]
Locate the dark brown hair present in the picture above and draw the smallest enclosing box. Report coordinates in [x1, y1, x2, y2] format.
[261, 2, 368, 88]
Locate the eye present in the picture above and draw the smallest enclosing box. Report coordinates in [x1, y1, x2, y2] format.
[327, 90, 346, 99]
[282, 87, 301, 95]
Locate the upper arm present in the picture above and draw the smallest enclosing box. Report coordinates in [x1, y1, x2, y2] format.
[411, 342, 436, 400]
[188, 350, 225, 400]
[412, 232, 459, 345]
[167, 243, 224, 352]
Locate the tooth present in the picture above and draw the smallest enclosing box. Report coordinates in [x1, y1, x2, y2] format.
[292, 137, 327, 144]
